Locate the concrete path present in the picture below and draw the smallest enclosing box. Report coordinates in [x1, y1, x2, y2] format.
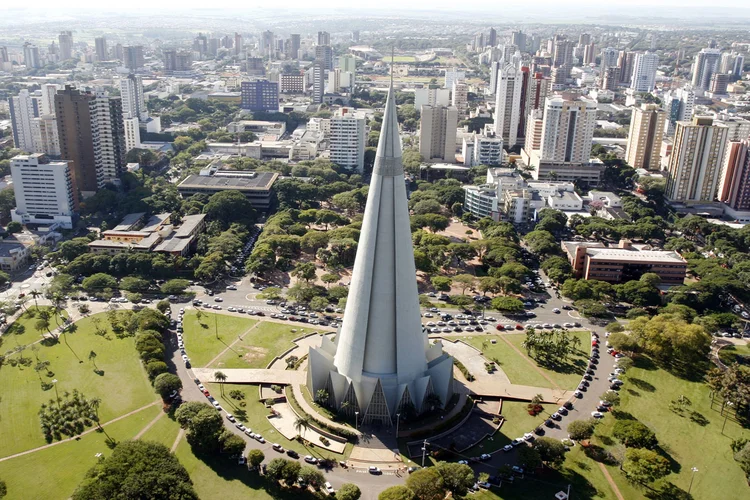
[192, 367, 305, 385]
[441, 339, 511, 384]
[268, 403, 347, 454]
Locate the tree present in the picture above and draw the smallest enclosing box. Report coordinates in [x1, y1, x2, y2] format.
[88, 350, 98, 371]
[491, 296, 524, 313]
[298, 465, 325, 487]
[195, 252, 226, 281]
[524, 230, 559, 256]
[337, 483, 362, 500]
[0, 478, 5, 498]
[430, 276, 452, 292]
[613, 420, 658, 449]
[453, 274, 476, 294]
[265, 458, 288, 481]
[220, 431, 246, 455]
[160, 279, 191, 295]
[321, 272, 340, 288]
[184, 407, 224, 452]
[567, 419, 596, 441]
[405, 467, 445, 500]
[310, 296, 329, 312]
[156, 300, 171, 313]
[291, 261, 317, 283]
[71, 441, 197, 500]
[204, 190, 256, 228]
[608, 332, 639, 353]
[517, 445, 542, 469]
[379, 486, 415, 500]
[120, 277, 150, 292]
[81, 273, 117, 293]
[214, 371, 227, 395]
[294, 415, 311, 439]
[533, 437, 566, 466]
[435, 462, 475, 497]
[258, 287, 282, 300]
[6, 221, 22, 233]
[600, 390, 621, 406]
[153, 373, 182, 400]
[622, 448, 670, 483]
[247, 449, 265, 468]
[412, 199, 442, 215]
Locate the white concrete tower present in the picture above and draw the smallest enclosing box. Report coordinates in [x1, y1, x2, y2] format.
[307, 83, 454, 427]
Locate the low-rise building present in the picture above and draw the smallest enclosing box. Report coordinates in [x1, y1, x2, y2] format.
[10, 153, 76, 229]
[463, 185, 499, 220]
[587, 190, 622, 207]
[503, 189, 545, 224]
[547, 190, 583, 210]
[562, 239, 686, 284]
[177, 168, 278, 210]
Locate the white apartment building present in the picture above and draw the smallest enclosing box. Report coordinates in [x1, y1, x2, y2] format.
[663, 87, 695, 136]
[329, 107, 365, 173]
[91, 91, 126, 185]
[473, 134, 504, 166]
[444, 67, 466, 89]
[307, 117, 331, 138]
[414, 88, 450, 109]
[630, 52, 659, 92]
[503, 189, 545, 224]
[665, 116, 729, 204]
[30, 114, 60, 156]
[120, 74, 148, 121]
[124, 116, 142, 152]
[452, 81, 469, 118]
[493, 62, 522, 147]
[539, 94, 597, 164]
[39, 84, 60, 115]
[419, 105, 458, 162]
[463, 185, 499, 219]
[9, 89, 38, 153]
[547, 190, 583, 210]
[10, 154, 75, 228]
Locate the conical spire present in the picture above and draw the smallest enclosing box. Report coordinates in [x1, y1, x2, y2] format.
[373, 82, 403, 177]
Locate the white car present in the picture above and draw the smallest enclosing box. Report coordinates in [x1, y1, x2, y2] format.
[523, 432, 535, 441]
[181, 354, 189, 363]
[304, 455, 318, 464]
[227, 307, 237, 312]
[502, 444, 513, 452]
[325, 482, 335, 495]
[212, 401, 222, 410]
[591, 411, 604, 418]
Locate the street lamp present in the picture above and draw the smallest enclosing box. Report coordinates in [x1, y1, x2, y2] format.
[354, 411, 359, 430]
[421, 440, 428, 467]
[395, 413, 401, 436]
[52, 379, 59, 407]
[688, 467, 699, 494]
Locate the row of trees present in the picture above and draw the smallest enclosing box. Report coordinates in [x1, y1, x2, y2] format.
[174, 401, 246, 456]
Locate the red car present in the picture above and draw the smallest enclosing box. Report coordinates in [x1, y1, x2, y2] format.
[496, 324, 505, 331]
[203, 390, 210, 397]
[610, 350, 620, 356]
[515, 324, 524, 330]
[592, 340, 599, 346]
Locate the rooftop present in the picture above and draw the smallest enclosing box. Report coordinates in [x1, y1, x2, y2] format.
[113, 212, 146, 231]
[563, 240, 685, 264]
[173, 214, 206, 238]
[178, 171, 278, 191]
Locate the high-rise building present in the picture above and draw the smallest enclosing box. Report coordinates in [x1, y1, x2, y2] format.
[123, 45, 144, 71]
[709, 73, 730, 96]
[602, 67, 620, 91]
[444, 67, 465, 89]
[600, 47, 619, 71]
[307, 84, 454, 426]
[583, 43, 595, 65]
[317, 31, 331, 46]
[339, 54, 356, 74]
[488, 27, 497, 48]
[414, 88, 450, 109]
[626, 104, 665, 170]
[493, 62, 522, 147]
[618, 51, 636, 86]
[0, 46, 8, 63]
[663, 87, 695, 135]
[55, 86, 126, 198]
[525, 109, 545, 152]
[163, 49, 193, 74]
[330, 107, 366, 173]
[10, 154, 76, 228]
[665, 116, 729, 204]
[310, 63, 324, 104]
[526, 72, 550, 112]
[511, 31, 527, 53]
[579, 33, 591, 46]
[451, 81, 468, 118]
[261, 30, 274, 59]
[714, 115, 750, 142]
[289, 34, 301, 59]
[315, 45, 333, 72]
[193, 33, 208, 59]
[39, 84, 59, 116]
[9, 90, 40, 152]
[95, 37, 107, 62]
[553, 37, 574, 68]
[120, 74, 147, 121]
[539, 94, 597, 163]
[691, 48, 722, 91]
[630, 52, 659, 92]
[351, 30, 360, 43]
[234, 33, 243, 56]
[58, 31, 73, 60]
[23, 43, 41, 69]
[30, 114, 60, 156]
[419, 105, 458, 162]
[719, 140, 750, 214]
[123, 117, 141, 152]
[280, 73, 304, 93]
[240, 80, 279, 111]
[114, 44, 123, 61]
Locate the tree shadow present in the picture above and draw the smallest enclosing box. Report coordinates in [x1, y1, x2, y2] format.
[629, 378, 656, 392]
[655, 445, 681, 474]
[598, 435, 615, 446]
[626, 389, 641, 397]
[644, 481, 693, 500]
[689, 411, 709, 426]
[611, 410, 636, 421]
[634, 356, 658, 371]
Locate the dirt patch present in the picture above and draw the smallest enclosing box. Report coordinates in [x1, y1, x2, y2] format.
[242, 346, 269, 363]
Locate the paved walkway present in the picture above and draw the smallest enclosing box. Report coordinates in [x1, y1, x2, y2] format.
[205, 321, 262, 367]
[598, 462, 625, 500]
[269, 403, 347, 453]
[134, 410, 166, 440]
[192, 367, 305, 385]
[171, 428, 186, 453]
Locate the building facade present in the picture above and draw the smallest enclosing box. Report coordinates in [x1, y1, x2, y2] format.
[719, 140, 750, 217]
[630, 52, 659, 92]
[240, 80, 279, 111]
[419, 105, 458, 162]
[626, 104, 665, 171]
[493, 62, 522, 147]
[539, 94, 597, 164]
[691, 48, 722, 91]
[10, 154, 75, 228]
[330, 108, 366, 173]
[9, 89, 39, 153]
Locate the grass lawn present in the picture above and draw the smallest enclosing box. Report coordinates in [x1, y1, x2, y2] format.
[181, 310, 257, 367]
[0, 313, 157, 458]
[207, 384, 348, 462]
[718, 342, 750, 367]
[0, 404, 161, 500]
[208, 321, 312, 370]
[463, 401, 555, 456]
[1, 306, 68, 349]
[137, 413, 182, 449]
[465, 331, 589, 390]
[381, 55, 416, 62]
[590, 356, 750, 500]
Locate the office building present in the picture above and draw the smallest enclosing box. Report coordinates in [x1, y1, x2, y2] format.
[123, 45, 144, 71]
[563, 240, 686, 284]
[663, 87, 695, 135]
[626, 104, 665, 171]
[55, 86, 126, 198]
[315, 45, 333, 72]
[289, 34, 301, 59]
[602, 66, 620, 91]
[630, 52, 659, 92]
[488, 27, 497, 48]
[310, 63, 324, 104]
[414, 88, 450, 109]
[317, 31, 331, 46]
[493, 62, 522, 147]
[419, 105, 458, 162]
[307, 84, 454, 426]
[280, 73, 304, 93]
[30, 115, 60, 156]
[9, 90, 40, 152]
[240, 80, 279, 112]
[618, 51, 636, 86]
[511, 31, 527, 52]
[95, 37, 107, 61]
[444, 67, 465, 89]
[59, 31, 73, 60]
[23, 43, 41, 69]
[719, 140, 750, 220]
[540, 94, 596, 164]
[691, 48, 722, 91]
[10, 154, 75, 228]
[177, 170, 278, 210]
[601, 47, 619, 71]
[330, 107, 366, 173]
[120, 74, 147, 120]
[665, 116, 729, 204]
[452, 81, 468, 118]
[709, 73, 729, 96]
[339, 54, 356, 74]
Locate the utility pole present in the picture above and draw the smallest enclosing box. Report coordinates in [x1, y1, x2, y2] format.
[688, 467, 699, 494]
[395, 413, 401, 436]
[421, 440, 428, 467]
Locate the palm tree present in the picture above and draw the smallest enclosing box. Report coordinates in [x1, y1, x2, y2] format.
[29, 290, 42, 310]
[294, 415, 311, 440]
[89, 350, 98, 371]
[214, 371, 227, 395]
